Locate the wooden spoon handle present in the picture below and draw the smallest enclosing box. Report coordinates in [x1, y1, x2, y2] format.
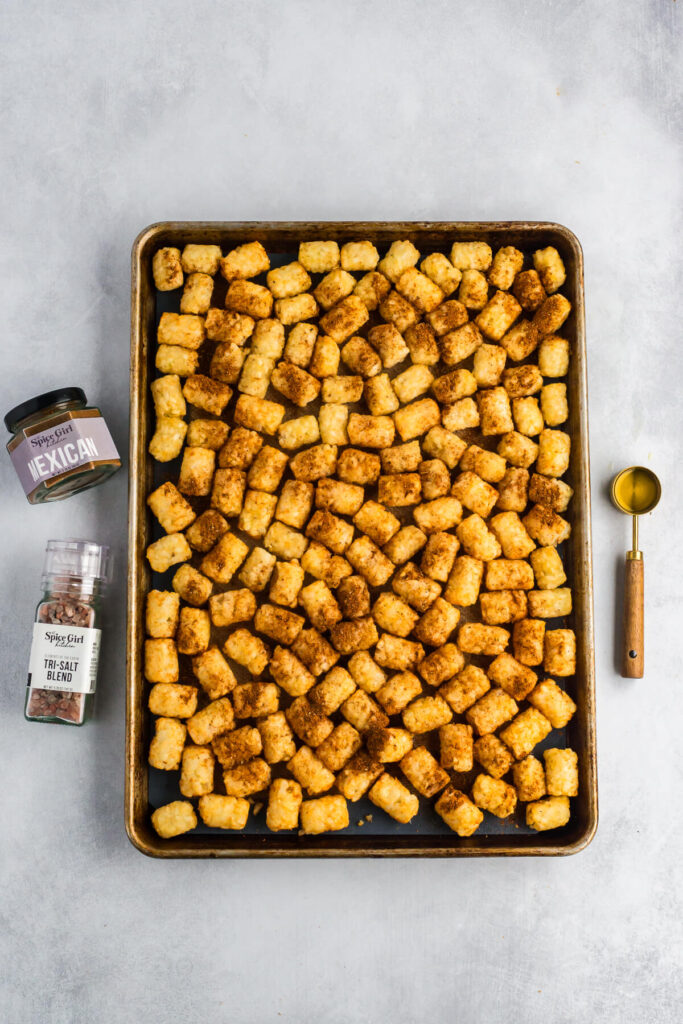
[623, 556, 644, 678]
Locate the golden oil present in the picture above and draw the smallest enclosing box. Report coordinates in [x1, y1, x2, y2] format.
[612, 466, 660, 515]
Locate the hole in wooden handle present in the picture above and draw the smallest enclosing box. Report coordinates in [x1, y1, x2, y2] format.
[629, 650, 638, 659]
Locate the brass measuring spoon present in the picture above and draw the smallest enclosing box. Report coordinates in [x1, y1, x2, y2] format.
[610, 466, 661, 678]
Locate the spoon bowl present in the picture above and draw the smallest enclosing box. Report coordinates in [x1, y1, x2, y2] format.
[610, 465, 661, 516]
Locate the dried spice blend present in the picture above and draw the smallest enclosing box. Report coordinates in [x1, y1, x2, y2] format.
[5, 387, 120, 503]
[26, 540, 112, 725]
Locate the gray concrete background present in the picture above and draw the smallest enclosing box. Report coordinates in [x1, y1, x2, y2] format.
[1, 2, 681, 1021]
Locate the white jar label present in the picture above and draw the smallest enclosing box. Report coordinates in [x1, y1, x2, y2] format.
[10, 415, 120, 497]
[27, 624, 102, 694]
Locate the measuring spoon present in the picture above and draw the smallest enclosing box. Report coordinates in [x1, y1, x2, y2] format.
[610, 466, 661, 678]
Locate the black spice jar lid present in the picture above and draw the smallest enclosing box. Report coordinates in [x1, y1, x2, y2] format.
[4, 387, 87, 432]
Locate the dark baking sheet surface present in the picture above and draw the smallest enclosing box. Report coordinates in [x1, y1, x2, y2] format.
[148, 245, 575, 841]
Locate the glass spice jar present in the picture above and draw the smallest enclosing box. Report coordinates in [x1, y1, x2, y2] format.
[5, 387, 121, 504]
[26, 540, 112, 726]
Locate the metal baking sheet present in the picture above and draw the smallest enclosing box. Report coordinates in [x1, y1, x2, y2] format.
[127, 222, 597, 857]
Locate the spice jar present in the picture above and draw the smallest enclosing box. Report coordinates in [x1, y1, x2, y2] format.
[5, 387, 121, 503]
[26, 540, 112, 726]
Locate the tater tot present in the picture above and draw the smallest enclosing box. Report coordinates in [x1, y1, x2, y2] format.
[441, 397, 479, 431]
[377, 671, 423, 715]
[384, 526, 428, 566]
[473, 343, 507, 387]
[400, 746, 449, 798]
[419, 643, 465, 689]
[438, 664, 489, 713]
[145, 640, 179, 684]
[538, 335, 570, 377]
[258, 712, 297, 763]
[435, 787, 483, 836]
[478, 387, 513, 436]
[444, 555, 484, 606]
[199, 794, 250, 830]
[180, 272, 214, 315]
[299, 241, 340, 273]
[402, 695, 452, 733]
[220, 240, 269, 282]
[368, 772, 419, 823]
[526, 796, 570, 831]
[464, 692, 518, 741]
[149, 717, 186, 771]
[540, 383, 568, 426]
[488, 512, 536, 559]
[471, 774, 517, 819]
[527, 679, 576, 728]
[316, 722, 362, 772]
[309, 335, 340, 378]
[284, 322, 318, 365]
[375, 635, 425, 673]
[180, 745, 215, 797]
[459, 270, 488, 310]
[148, 416, 187, 462]
[533, 246, 566, 294]
[206, 731, 261, 784]
[393, 398, 441, 442]
[404, 322, 440, 365]
[422, 425, 467, 469]
[420, 253, 461, 296]
[533, 294, 571, 336]
[155, 345, 198, 377]
[420, 532, 459, 583]
[320, 296, 369, 342]
[414, 597, 460, 647]
[287, 745, 336, 796]
[487, 652, 537, 701]
[523, 505, 571, 548]
[513, 269, 546, 312]
[146, 590, 180, 638]
[528, 473, 573, 513]
[396, 267, 444, 314]
[414, 497, 463, 536]
[336, 753, 384, 802]
[543, 629, 576, 676]
[266, 778, 303, 831]
[354, 271, 392, 312]
[473, 734, 514, 780]
[499, 708, 552, 760]
[348, 650, 386, 694]
[488, 246, 524, 290]
[536, 429, 571, 477]
[341, 240, 380, 272]
[512, 618, 546, 667]
[368, 323, 410, 369]
[151, 801, 197, 838]
[544, 748, 579, 797]
[456, 514, 502, 561]
[513, 755, 546, 802]
[366, 727, 414, 764]
[439, 723, 474, 771]
[377, 239, 420, 282]
[475, 290, 521, 341]
[299, 795, 349, 834]
[319, 404, 349, 445]
[495, 468, 529, 513]
[512, 397, 544, 437]
[267, 261, 311, 299]
[153, 247, 183, 291]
